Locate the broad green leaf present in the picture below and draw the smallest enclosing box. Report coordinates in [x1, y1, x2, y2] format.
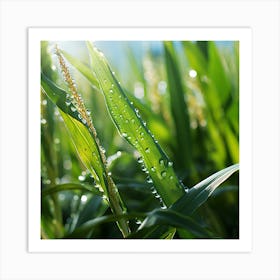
[86, 41, 185, 207]
[140, 209, 211, 238]
[59, 110, 107, 188]
[42, 183, 102, 197]
[172, 164, 239, 215]
[41, 73, 107, 191]
[164, 42, 192, 170]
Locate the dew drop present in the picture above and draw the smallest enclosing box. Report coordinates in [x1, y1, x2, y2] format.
[70, 106, 77, 112]
[108, 172, 112, 176]
[169, 176, 174, 180]
[168, 161, 173, 167]
[125, 119, 129, 123]
[109, 89, 113, 94]
[140, 132, 144, 137]
[78, 175, 85, 181]
[151, 167, 156, 172]
[137, 157, 143, 163]
[42, 99, 47, 106]
[131, 119, 135, 124]
[146, 177, 153, 183]
[82, 119, 87, 124]
[122, 132, 127, 137]
[41, 119, 47, 125]
[151, 188, 157, 194]
[159, 159, 164, 166]
[161, 171, 167, 178]
[65, 100, 71, 106]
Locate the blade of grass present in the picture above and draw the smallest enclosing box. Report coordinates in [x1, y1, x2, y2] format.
[42, 183, 102, 197]
[164, 42, 192, 171]
[65, 212, 146, 238]
[172, 164, 239, 215]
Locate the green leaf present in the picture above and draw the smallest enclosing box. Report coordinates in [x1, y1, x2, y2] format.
[208, 42, 231, 105]
[59, 110, 107, 187]
[183, 41, 208, 75]
[41, 72, 81, 122]
[164, 42, 192, 170]
[172, 164, 239, 215]
[41, 73, 107, 191]
[86, 41, 185, 207]
[140, 209, 212, 238]
[42, 183, 102, 197]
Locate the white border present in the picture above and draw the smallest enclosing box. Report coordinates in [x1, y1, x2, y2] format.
[1, 1, 279, 279]
[28, 27, 252, 253]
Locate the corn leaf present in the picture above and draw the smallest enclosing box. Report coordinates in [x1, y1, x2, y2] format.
[86, 41, 185, 207]
[41, 74, 107, 191]
[172, 164, 239, 215]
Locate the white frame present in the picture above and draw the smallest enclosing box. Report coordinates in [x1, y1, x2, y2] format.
[1, 1, 279, 279]
[29, 27, 251, 253]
